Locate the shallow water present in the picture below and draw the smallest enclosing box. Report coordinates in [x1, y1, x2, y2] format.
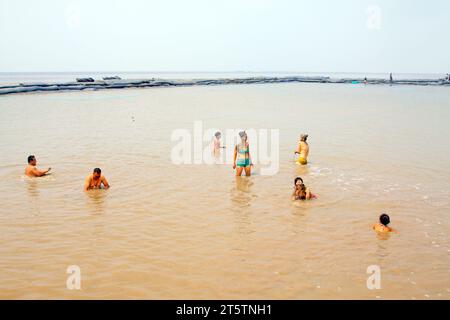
[0, 83, 449, 299]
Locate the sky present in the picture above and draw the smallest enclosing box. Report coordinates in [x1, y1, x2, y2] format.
[0, 0, 449, 73]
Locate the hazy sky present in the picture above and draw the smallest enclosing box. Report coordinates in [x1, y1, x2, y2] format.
[1, 0, 449, 73]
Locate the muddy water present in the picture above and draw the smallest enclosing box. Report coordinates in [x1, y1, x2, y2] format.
[0, 83, 449, 299]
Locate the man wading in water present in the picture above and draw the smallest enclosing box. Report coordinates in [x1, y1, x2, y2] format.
[25, 155, 51, 177]
[84, 168, 110, 191]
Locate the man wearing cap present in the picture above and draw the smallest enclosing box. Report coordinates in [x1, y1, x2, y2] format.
[294, 134, 309, 165]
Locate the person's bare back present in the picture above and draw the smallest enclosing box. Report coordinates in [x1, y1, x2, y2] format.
[299, 141, 309, 159]
[373, 223, 392, 233]
[295, 134, 309, 165]
[373, 214, 394, 233]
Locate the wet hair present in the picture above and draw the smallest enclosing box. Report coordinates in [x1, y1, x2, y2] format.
[27, 155, 35, 164]
[379, 213, 390, 226]
[294, 177, 306, 200]
[215, 131, 221, 138]
[93, 168, 102, 174]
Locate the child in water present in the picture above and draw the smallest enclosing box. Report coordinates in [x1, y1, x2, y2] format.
[292, 177, 316, 200]
[373, 213, 393, 233]
[212, 131, 225, 154]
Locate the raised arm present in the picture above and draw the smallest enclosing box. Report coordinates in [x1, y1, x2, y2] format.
[305, 187, 312, 200]
[31, 167, 51, 177]
[101, 176, 110, 189]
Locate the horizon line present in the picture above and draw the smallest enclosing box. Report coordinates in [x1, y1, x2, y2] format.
[0, 70, 447, 75]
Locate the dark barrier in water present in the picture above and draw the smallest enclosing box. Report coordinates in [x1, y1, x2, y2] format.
[1, 76, 449, 95]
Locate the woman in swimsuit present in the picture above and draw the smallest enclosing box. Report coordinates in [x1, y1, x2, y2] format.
[294, 134, 309, 165]
[292, 177, 316, 200]
[233, 131, 253, 176]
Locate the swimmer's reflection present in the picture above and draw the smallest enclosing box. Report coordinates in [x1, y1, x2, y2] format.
[295, 163, 310, 176]
[230, 176, 255, 207]
[230, 177, 255, 238]
[86, 189, 108, 214]
[26, 179, 40, 198]
[235, 176, 254, 192]
[26, 178, 42, 216]
[376, 232, 392, 242]
[373, 233, 392, 260]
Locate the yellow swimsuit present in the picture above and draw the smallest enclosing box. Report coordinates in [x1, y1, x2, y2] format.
[296, 157, 307, 165]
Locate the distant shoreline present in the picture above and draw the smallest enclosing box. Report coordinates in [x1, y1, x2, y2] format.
[1, 76, 449, 96]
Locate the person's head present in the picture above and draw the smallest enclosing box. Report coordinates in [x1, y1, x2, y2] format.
[294, 177, 306, 199]
[379, 213, 390, 226]
[295, 177, 306, 190]
[93, 168, 102, 179]
[215, 131, 221, 139]
[300, 134, 308, 142]
[294, 177, 304, 187]
[27, 155, 36, 166]
[239, 131, 247, 143]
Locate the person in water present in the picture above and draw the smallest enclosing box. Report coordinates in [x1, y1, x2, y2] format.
[84, 168, 110, 191]
[292, 177, 315, 200]
[233, 131, 253, 176]
[373, 213, 393, 233]
[25, 155, 51, 177]
[294, 134, 309, 165]
[212, 131, 225, 154]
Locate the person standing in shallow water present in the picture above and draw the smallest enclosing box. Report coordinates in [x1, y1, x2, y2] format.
[25, 155, 51, 177]
[84, 168, 110, 191]
[233, 131, 253, 176]
[212, 131, 225, 155]
[294, 134, 309, 165]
